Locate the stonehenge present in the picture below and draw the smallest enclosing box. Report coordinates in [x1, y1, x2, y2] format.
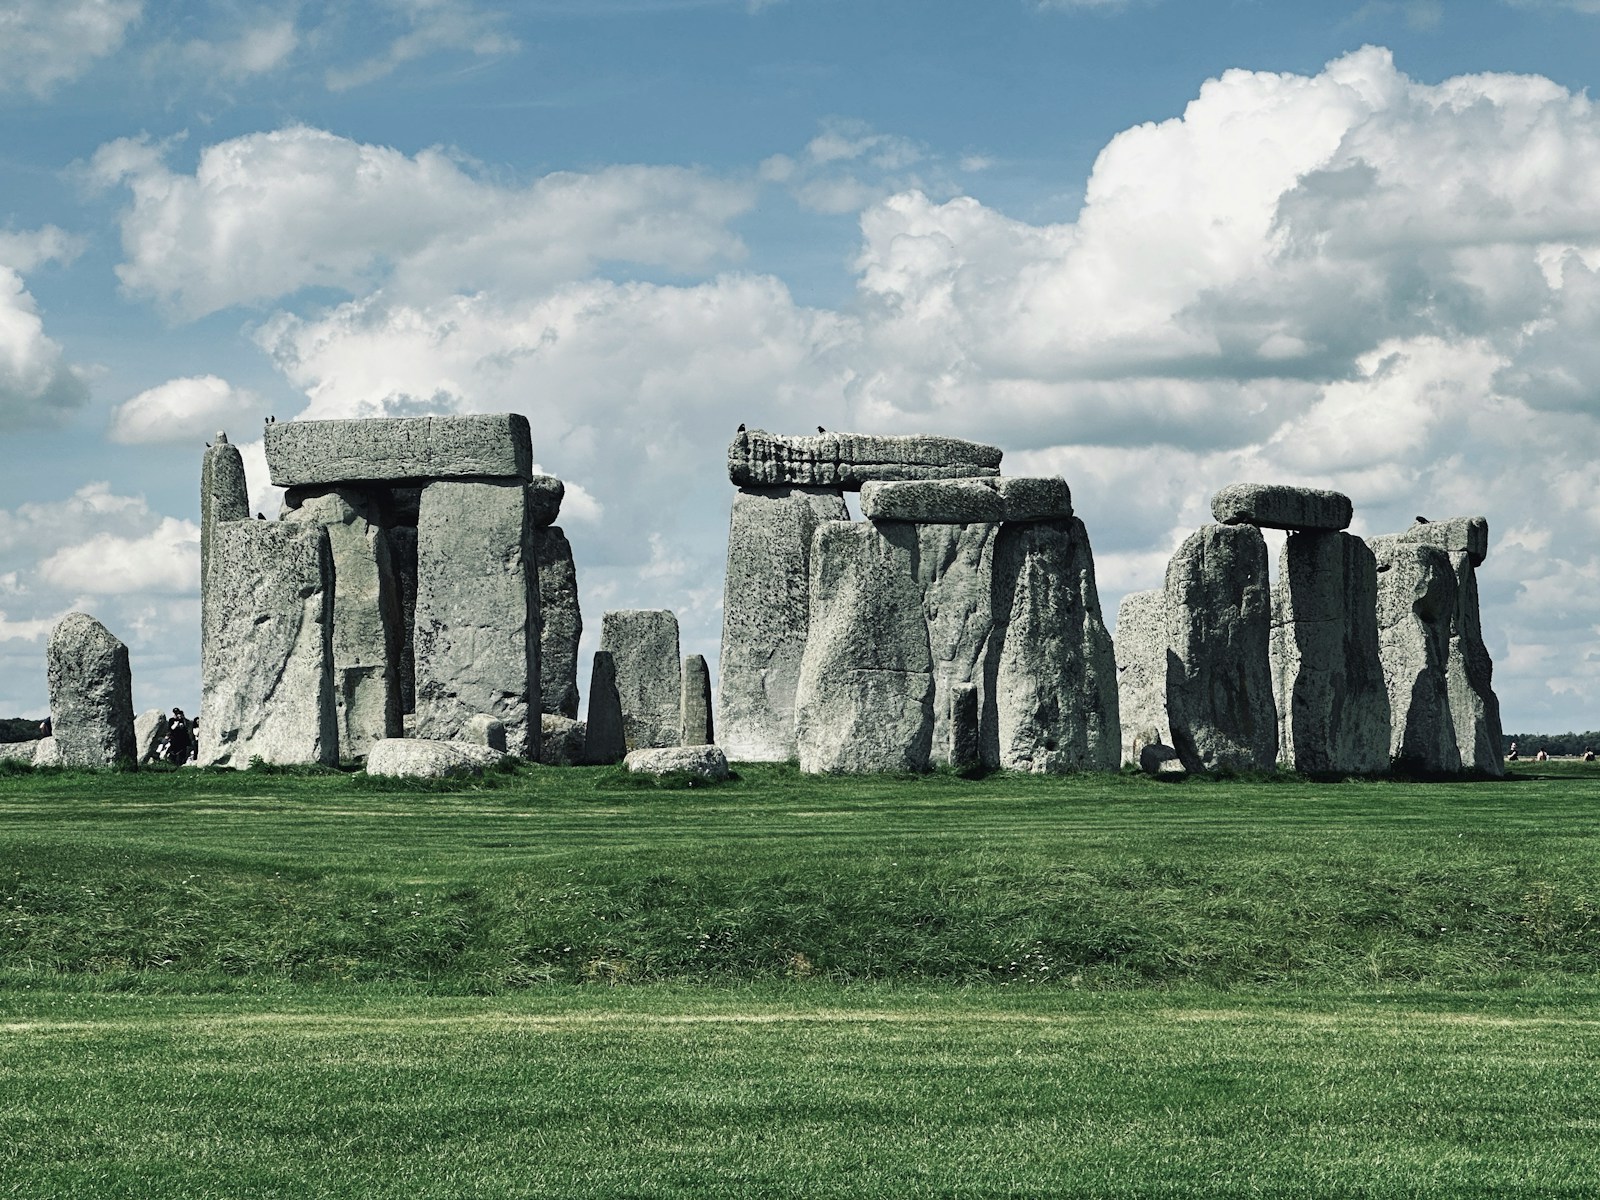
[681, 654, 714, 747]
[600, 610, 683, 752]
[47, 613, 136, 768]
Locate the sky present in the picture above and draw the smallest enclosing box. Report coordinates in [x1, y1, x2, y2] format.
[1, 0, 1598, 733]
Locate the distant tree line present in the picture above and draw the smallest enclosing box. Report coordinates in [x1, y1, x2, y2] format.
[0, 718, 42, 743]
[1504, 732, 1600, 756]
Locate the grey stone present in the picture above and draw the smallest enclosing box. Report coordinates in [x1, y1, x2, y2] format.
[533, 527, 582, 719]
[624, 744, 730, 782]
[1396, 516, 1489, 568]
[860, 479, 1004, 524]
[1369, 537, 1461, 772]
[264, 413, 534, 488]
[200, 433, 249, 635]
[539, 715, 587, 766]
[387, 522, 419, 714]
[987, 518, 1121, 773]
[133, 709, 165, 763]
[600, 610, 683, 752]
[1271, 532, 1390, 775]
[1165, 523, 1278, 773]
[526, 475, 565, 528]
[718, 485, 850, 762]
[1115, 589, 1169, 767]
[1211, 482, 1353, 532]
[990, 476, 1073, 523]
[365, 738, 504, 778]
[199, 521, 338, 768]
[1138, 742, 1185, 776]
[46, 612, 136, 769]
[949, 682, 981, 773]
[0, 740, 39, 764]
[461, 714, 507, 752]
[581, 651, 626, 765]
[284, 489, 403, 757]
[413, 481, 540, 757]
[680, 654, 714, 746]
[794, 521, 933, 774]
[1442, 551, 1504, 775]
[909, 522, 1000, 768]
[32, 736, 60, 766]
[729, 427, 1002, 489]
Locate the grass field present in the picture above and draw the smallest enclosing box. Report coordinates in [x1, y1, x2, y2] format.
[2, 760, 1598, 1195]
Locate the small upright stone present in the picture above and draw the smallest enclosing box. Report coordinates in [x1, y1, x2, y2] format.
[1369, 537, 1461, 772]
[200, 433, 249, 637]
[133, 709, 165, 763]
[582, 650, 626, 765]
[539, 715, 587, 766]
[1211, 483, 1353, 532]
[461, 714, 507, 752]
[1115, 589, 1169, 767]
[526, 475, 565, 528]
[46, 613, 136, 768]
[600, 610, 683, 751]
[534, 526, 583, 719]
[949, 682, 981, 773]
[680, 654, 714, 746]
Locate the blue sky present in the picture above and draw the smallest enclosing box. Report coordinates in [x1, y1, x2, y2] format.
[2, 0, 1599, 732]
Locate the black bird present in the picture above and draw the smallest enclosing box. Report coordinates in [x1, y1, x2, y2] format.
[256, 512, 265, 520]
[737, 423, 745, 431]
[1415, 515, 1430, 524]
[204, 441, 210, 448]
[817, 425, 827, 433]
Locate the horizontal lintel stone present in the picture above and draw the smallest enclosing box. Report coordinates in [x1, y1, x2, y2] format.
[1211, 482, 1352, 532]
[1395, 515, 1489, 566]
[265, 414, 533, 488]
[728, 427, 1001, 490]
[859, 476, 1072, 524]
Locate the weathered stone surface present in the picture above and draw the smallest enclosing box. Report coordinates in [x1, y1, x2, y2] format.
[46, 612, 137, 769]
[1270, 532, 1390, 775]
[461, 714, 507, 752]
[387, 523, 419, 714]
[134, 709, 166, 763]
[533, 527, 582, 719]
[1396, 516, 1489, 568]
[199, 521, 338, 768]
[624, 744, 730, 782]
[909, 522, 999, 768]
[264, 414, 534, 488]
[539, 715, 587, 766]
[526, 475, 565, 528]
[987, 518, 1120, 773]
[1442, 551, 1504, 775]
[1212, 483, 1353, 532]
[729, 428, 1002, 489]
[1165, 524, 1278, 773]
[365, 738, 504, 778]
[32, 736, 60, 766]
[949, 683, 981, 773]
[599, 610, 682, 751]
[990, 476, 1073, 523]
[718, 485, 851, 762]
[1115, 589, 1169, 767]
[859, 477, 1072, 524]
[680, 654, 714, 746]
[0, 740, 39, 764]
[795, 522, 933, 774]
[200, 433, 249, 638]
[582, 650, 626, 765]
[1369, 537, 1461, 772]
[285, 489, 403, 757]
[413, 481, 540, 757]
[1139, 742, 1185, 776]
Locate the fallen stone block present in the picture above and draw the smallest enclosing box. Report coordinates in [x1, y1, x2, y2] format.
[0, 740, 39, 764]
[600, 610, 682, 752]
[1395, 516, 1489, 567]
[365, 738, 505, 778]
[1115, 589, 1169, 767]
[539, 715, 587, 766]
[534, 526, 582, 719]
[32, 736, 60, 766]
[134, 709, 166, 763]
[461, 714, 507, 752]
[1138, 742, 1186, 777]
[624, 744, 730, 783]
[1369, 536, 1461, 772]
[582, 651, 626, 765]
[1211, 483, 1353, 532]
[264, 414, 533, 488]
[680, 654, 714, 746]
[47, 612, 137, 769]
[729, 428, 1001, 489]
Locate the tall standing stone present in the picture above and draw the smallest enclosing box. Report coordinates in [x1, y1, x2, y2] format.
[46, 612, 136, 768]
[200, 433, 250, 639]
[794, 521, 933, 774]
[413, 481, 540, 757]
[199, 521, 337, 768]
[1115, 589, 1170, 766]
[680, 654, 714, 746]
[718, 486, 851, 761]
[986, 518, 1120, 773]
[1369, 537, 1461, 773]
[909, 522, 1000, 768]
[1165, 523, 1278, 773]
[534, 526, 583, 719]
[284, 490, 403, 757]
[582, 650, 626, 765]
[600, 610, 682, 751]
[1271, 531, 1390, 775]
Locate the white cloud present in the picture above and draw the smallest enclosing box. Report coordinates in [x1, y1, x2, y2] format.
[108, 375, 264, 445]
[0, 0, 142, 97]
[325, 0, 520, 91]
[0, 267, 91, 430]
[0, 226, 86, 273]
[39, 517, 199, 595]
[171, 16, 298, 81]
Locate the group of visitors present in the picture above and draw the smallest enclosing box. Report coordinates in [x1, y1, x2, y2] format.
[1506, 740, 1596, 763]
[156, 708, 197, 765]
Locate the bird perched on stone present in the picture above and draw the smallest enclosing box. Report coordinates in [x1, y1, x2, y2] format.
[737, 423, 745, 431]
[817, 425, 826, 433]
[1415, 515, 1430, 524]
[256, 512, 265, 520]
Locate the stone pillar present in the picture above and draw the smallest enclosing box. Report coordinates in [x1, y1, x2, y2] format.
[534, 526, 583, 719]
[718, 486, 850, 761]
[1165, 523, 1277, 773]
[413, 481, 541, 758]
[599, 610, 682, 751]
[1443, 552, 1504, 775]
[1271, 531, 1390, 775]
[47, 612, 136, 768]
[200, 433, 249, 644]
[1370, 537, 1462, 773]
[911, 522, 1000, 769]
[582, 650, 626, 764]
[1115, 589, 1169, 767]
[199, 521, 337, 768]
[680, 653, 714, 746]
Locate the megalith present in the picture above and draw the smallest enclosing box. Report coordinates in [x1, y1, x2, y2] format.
[1165, 523, 1277, 773]
[1369, 537, 1461, 773]
[284, 490, 403, 757]
[263, 413, 534, 487]
[199, 521, 337, 767]
[46, 612, 136, 768]
[582, 650, 626, 765]
[1211, 482, 1353, 532]
[1270, 532, 1390, 775]
[909, 521, 1000, 768]
[533, 525, 583, 719]
[729, 428, 1002, 488]
[200, 433, 249, 636]
[680, 653, 714, 746]
[1115, 589, 1169, 767]
[718, 486, 850, 761]
[599, 610, 683, 752]
[794, 521, 934, 774]
[413, 481, 541, 757]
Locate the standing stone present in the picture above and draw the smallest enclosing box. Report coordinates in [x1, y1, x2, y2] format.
[600, 610, 682, 751]
[949, 683, 981, 774]
[199, 522, 337, 768]
[794, 521, 933, 774]
[582, 650, 626, 765]
[680, 654, 714, 746]
[533, 526, 583, 719]
[133, 709, 165, 763]
[46, 613, 136, 768]
[1115, 589, 1169, 767]
[986, 518, 1120, 773]
[200, 433, 250, 640]
[1369, 537, 1461, 773]
[413, 481, 541, 757]
[387, 522, 419, 714]
[284, 490, 403, 757]
[1165, 524, 1277, 773]
[1441, 550, 1504, 775]
[910, 522, 1000, 768]
[718, 486, 851, 761]
[1271, 532, 1390, 775]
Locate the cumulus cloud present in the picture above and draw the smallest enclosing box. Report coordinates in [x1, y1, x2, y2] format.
[0, 267, 91, 430]
[108, 375, 264, 445]
[39, 517, 199, 595]
[0, 0, 142, 97]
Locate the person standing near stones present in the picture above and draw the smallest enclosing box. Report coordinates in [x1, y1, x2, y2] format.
[166, 708, 193, 765]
